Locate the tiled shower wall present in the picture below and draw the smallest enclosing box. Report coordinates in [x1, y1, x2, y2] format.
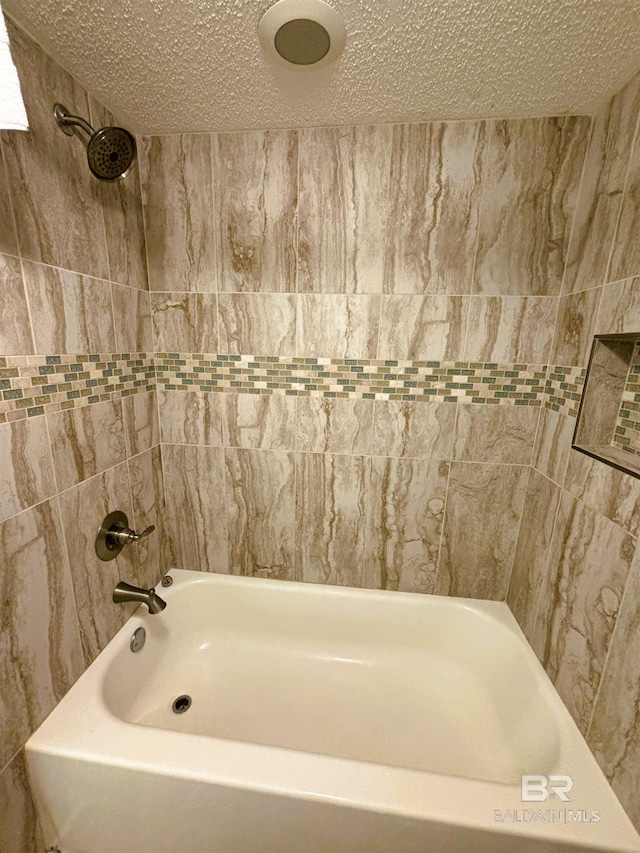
[0, 19, 166, 852]
[508, 69, 640, 829]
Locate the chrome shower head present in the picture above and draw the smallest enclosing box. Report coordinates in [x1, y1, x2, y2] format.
[53, 103, 136, 181]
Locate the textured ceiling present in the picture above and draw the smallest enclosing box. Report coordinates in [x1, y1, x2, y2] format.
[4, 0, 640, 133]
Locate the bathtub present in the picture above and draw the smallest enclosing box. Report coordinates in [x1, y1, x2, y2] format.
[27, 569, 640, 853]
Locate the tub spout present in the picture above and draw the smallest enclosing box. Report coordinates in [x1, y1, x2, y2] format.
[113, 581, 167, 614]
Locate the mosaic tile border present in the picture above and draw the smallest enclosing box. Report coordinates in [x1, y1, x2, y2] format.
[614, 344, 640, 457]
[544, 366, 586, 418]
[0, 353, 155, 423]
[155, 353, 548, 406]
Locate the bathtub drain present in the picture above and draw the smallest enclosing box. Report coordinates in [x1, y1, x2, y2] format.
[172, 694, 192, 714]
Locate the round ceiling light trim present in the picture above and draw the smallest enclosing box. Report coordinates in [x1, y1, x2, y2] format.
[258, 0, 346, 71]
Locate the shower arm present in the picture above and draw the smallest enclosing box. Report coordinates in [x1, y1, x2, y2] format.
[53, 103, 95, 139]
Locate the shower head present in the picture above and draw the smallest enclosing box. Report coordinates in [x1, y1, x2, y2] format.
[53, 103, 136, 181]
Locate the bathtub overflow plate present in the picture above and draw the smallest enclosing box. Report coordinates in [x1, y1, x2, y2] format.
[130, 627, 146, 653]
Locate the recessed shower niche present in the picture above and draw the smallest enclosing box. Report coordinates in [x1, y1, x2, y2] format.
[573, 333, 640, 478]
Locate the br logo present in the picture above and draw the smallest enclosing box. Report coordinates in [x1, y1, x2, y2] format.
[521, 775, 573, 802]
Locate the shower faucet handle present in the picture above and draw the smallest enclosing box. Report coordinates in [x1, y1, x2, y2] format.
[95, 510, 155, 561]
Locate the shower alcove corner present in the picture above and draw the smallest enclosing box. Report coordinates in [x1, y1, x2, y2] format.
[573, 333, 640, 478]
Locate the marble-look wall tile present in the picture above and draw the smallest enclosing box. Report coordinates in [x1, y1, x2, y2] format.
[0, 750, 44, 853]
[588, 552, 640, 831]
[128, 446, 166, 589]
[596, 276, 640, 334]
[214, 130, 297, 293]
[218, 293, 295, 355]
[3, 21, 109, 279]
[366, 457, 448, 593]
[0, 417, 56, 523]
[384, 121, 486, 295]
[113, 284, 152, 352]
[89, 97, 149, 290]
[151, 291, 218, 353]
[296, 397, 373, 455]
[296, 453, 371, 587]
[299, 125, 391, 294]
[0, 253, 33, 355]
[563, 73, 640, 294]
[532, 492, 634, 734]
[474, 116, 589, 296]
[507, 469, 560, 641]
[158, 389, 225, 446]
[223, 393, 296, 450]
[564, 449, 640, 538]
[0, 498, 84, 766]
[608, 108, 640, 284]
[377, 295, 467, 361]
[225, 448, 295, 579]
[533, 407, 574, 484]
[437, 462, 528, 600]
[464, 296, 555, 363]
[371, 400, 455, 459]
[453, 405, 538, 465]
[48, 399, 127, 491]
[163, 444, 229, 574]
[297, 294, 380, 359]
[123, 390, 159, 458]
[58, 461, 139, 665]
[0, 144, 18, 256]
[139, 134, 215, 292]
[550, 288, 602, 367]
[23, 261, 115, 354]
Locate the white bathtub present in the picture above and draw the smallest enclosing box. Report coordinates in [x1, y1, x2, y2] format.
[27, 569, 640, 853]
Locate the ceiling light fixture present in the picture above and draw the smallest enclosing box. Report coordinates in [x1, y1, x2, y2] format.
[258, 0, 346, 70]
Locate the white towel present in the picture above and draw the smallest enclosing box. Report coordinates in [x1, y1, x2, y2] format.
[0, 10, 28, 130]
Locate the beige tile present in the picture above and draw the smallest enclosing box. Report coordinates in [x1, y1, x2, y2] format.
[128, 446, 166, 589]
[47, 399, 127, 491]
[297, 397, 373, 455]
[0, 253, 33, 355]
[596, 276, 640, 334]
[23, 261, 115, 354]
[163, 444, 229, 573]
[113, 285, 152, 352]
[0, 144, 18, 256]
[218, 293, 295, 355]
[378, 295, 467, 361]
[299, 125, 391, 294]
[296, 452, 371, 587]
[225, 448, 295, 579]
[533, 407, 574, 483]
[453, 405, 538, 464]
[371, 400, 455, 459]
[437, 462, 528, 600]
[3, 21, 109, 278]
[223, 393, 296, 450]
[384, 121, 486, 295]
[573, 337, 630, 446]
[139, 134, 215, 292]
[564, 448, 640, 538]
[609, 103, 640, 284]
[366, 457, 449, 593]
[0, 498, 84, 766]
[151, 291, 218, 353]
[59, 461, 140, 665]
[532, 492, 634, 734]
[158, 388, 225, 446]
[564, 74, 640, 294]
[0, 416, 56, 523]
[587, 551, 640, 832]
[123, 390, 159, 458]
[89, 97, 149, 290]
[474, 116, 589, 296]
[214, 130, 297, 293]
[550, 288, 602, 367]
[0, 750, 44, 853]
[464, 296, 555, 363]
[297, 294, 379, 359]
[507, 469, 560, 642]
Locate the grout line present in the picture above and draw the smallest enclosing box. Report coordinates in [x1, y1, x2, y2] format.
[0, 746, 25, 778]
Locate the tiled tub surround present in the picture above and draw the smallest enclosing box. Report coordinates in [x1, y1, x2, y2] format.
[614, 341, 640, 456]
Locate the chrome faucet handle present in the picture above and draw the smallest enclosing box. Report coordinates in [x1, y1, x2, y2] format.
[96, 511, 156, 561]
